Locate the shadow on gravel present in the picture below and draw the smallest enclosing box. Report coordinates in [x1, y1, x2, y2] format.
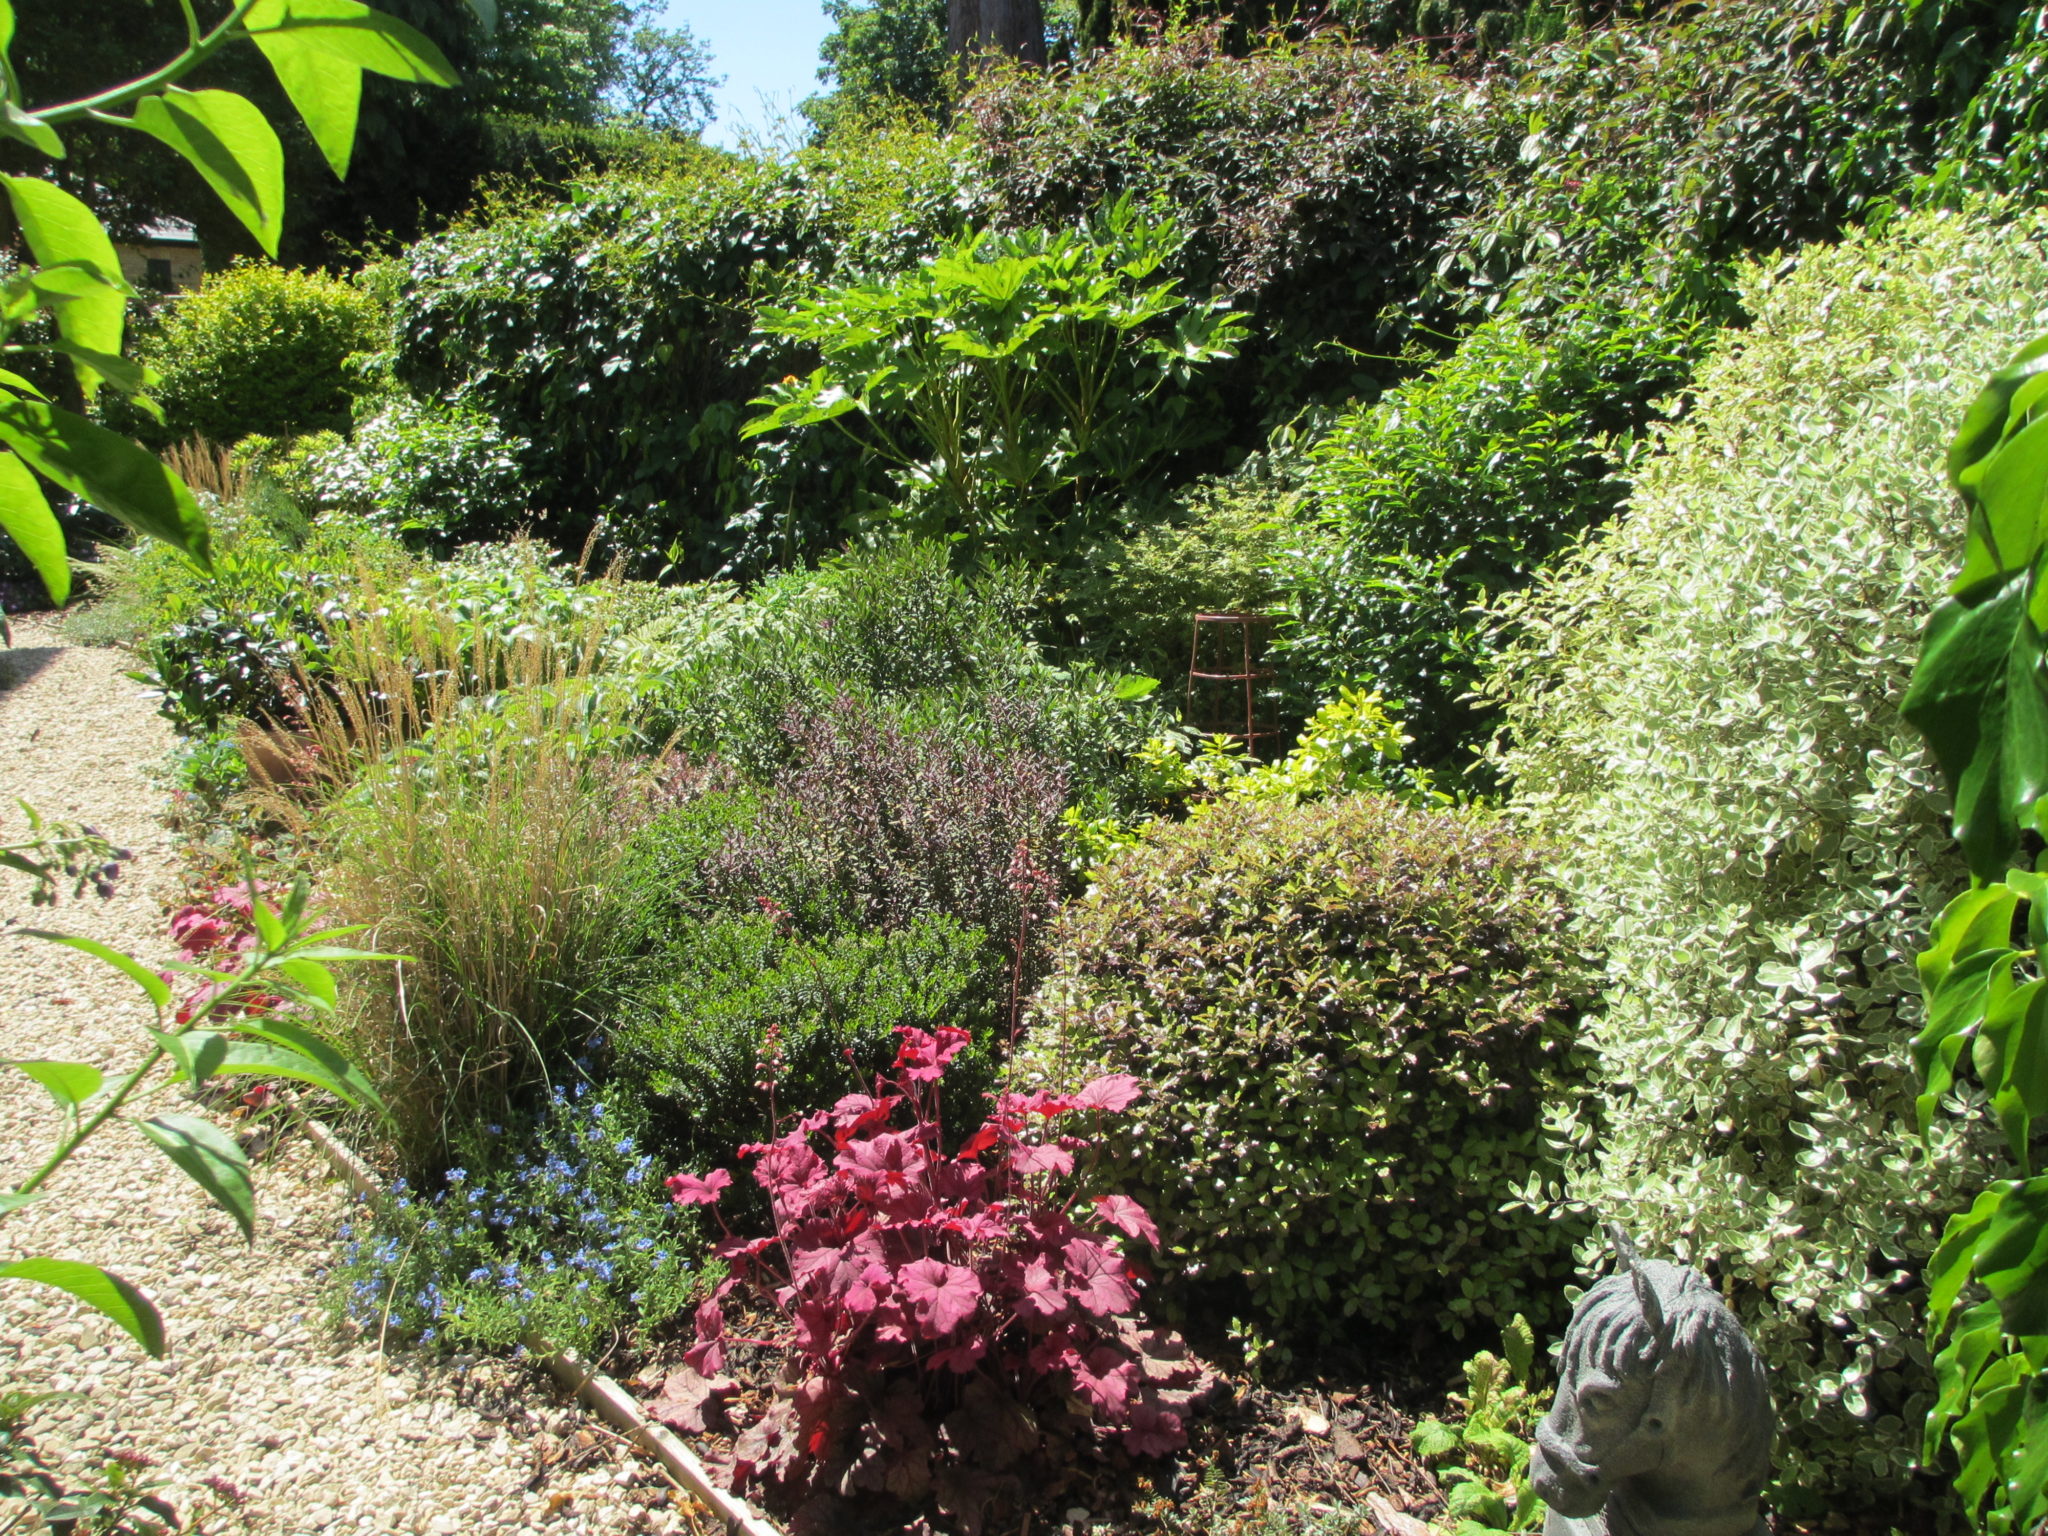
[0, 645, 60, 694]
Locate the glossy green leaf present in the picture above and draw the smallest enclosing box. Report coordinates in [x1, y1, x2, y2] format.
[2, 103, 62, 159]
[1903, 569, 2048, 881]
[0, 1258, 163, 1355]
[246, 0, 458, 84]
[125, 89, 284, 257]
[1955, 1358, 2028, 1515]
[16, 930, 172, 1009]
[137, 1113, 255, 1241]
[0, 396, 210, 568]
[11, 1059, 102, 1108]
[1, 177, 126, 397]
[248, 27, 361, 180]
[148, 1028, 229, 1087]
[1977, 1177, 2048, 1338]
[0, 448, 65, 604]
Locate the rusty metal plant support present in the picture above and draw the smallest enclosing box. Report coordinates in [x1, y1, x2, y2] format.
[1185, 611, 1278, 759]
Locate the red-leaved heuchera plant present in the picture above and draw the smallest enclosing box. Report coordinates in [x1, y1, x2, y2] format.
[661, 1026, 1216, 1531]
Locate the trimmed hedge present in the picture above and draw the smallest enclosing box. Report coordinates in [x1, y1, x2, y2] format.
[140, 261, 383, 446]
[1017, 792, 1591, 1340]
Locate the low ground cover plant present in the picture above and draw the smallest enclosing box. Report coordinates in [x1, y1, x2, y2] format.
[333, 1081, 708, 1353]
[1018, 791, 1591, 1341]
[668, 1027, 1212, 1531]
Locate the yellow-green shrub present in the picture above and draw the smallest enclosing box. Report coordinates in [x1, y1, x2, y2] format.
[1016, 792, 1591, 1339]
[142, 261, 383, 445]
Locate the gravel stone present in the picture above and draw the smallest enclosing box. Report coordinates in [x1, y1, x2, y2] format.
[0, 617, 706, 1534]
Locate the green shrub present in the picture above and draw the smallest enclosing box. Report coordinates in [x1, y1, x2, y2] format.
[386, 131, 964, 569]
[1279, 273, 1711, 776]
[651, 540, 1162, 811]
[1056, 440, 1318, 693]
[1016, 792, 1591, 1340]
[1480, 203, 2048, 1507]
[308, 396, 531, 548]
[745, 195, 1246, 563]
[139, 261, 384, 446]
[613, 910, 992, 1159]
[962, 30, 1477, 410]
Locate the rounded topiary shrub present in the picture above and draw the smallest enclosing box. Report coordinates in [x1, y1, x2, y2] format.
[142, 260, 383, 445]
[1015, 792, 1592, 1340]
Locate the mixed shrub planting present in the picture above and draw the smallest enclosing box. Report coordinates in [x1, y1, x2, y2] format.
[52, 1, 2048, 1528]
[1485, 202, 2048, 1505]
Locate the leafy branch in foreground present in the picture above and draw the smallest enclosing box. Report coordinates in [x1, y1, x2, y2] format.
[0, 798, 131, 906]
[0, 873, 394, 1356]
[0, 0, 466, 608]
[1904, 336, 2048, 1532]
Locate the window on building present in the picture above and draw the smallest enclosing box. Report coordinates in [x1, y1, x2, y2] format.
[144, 257, 174, 291]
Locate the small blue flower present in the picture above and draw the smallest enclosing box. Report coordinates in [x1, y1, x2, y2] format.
[447, 1168, 467, 1184]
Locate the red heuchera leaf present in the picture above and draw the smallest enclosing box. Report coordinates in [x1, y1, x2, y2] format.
[1007, 1142, 1075, 1177]
[665, 1168, 732, 1206]
[1092, 1194, 1161, 1247]
[900, 1257, 983, 1337]
[1120, 1399, 1187, 1457]
[1064, 1238, 1137, 1317]
[1071, 1074, 1143, 1113]
[954, 1123, 1000, 1160]
[1015, 1254, 1067, 1322]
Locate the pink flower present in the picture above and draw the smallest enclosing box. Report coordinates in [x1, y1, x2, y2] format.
[665, 1168, 732, 1206]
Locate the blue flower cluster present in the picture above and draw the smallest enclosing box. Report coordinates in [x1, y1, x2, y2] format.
[332, 1081, 708, 1352]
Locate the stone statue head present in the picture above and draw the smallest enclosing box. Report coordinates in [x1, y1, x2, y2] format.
[1529, 1228, 1774, 1536]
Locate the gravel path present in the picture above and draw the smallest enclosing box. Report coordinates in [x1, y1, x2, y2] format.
[0, 616, 701, 1535]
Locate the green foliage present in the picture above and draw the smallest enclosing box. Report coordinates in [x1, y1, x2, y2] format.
[306, 394, 531, 547]
[1054, 435, 1317, 690]
[614, 909, 991, 1159]
[1280, 273, 1712, 775]
[128, 504, 416, 733]
[804, 0, 949, 138]
[1017, 792, 1591, 1338]
[135, 261, 384, 447]
[960, 30, 1477, 410]
[1907, 336, 2048, 1534]
[1440, 0, 1976, 314]
[745, 195, 1247, 564]
[384, 132, 964, 570]
[1409, 1316, 1547, 1536]
[644, 539, 1161, 811]
[1481, 204, 2048, 1505]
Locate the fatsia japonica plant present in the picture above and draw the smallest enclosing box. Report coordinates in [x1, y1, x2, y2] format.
[0, 0, 462, 609]
[662, 1024, 1215, 1531]
[742, 194, 1247, 566]
[1904, 336, 2048, 1531]
[3, 875, 392, 1355]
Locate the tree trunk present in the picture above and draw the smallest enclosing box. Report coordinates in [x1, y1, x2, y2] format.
[947, 0, 1047, 71]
